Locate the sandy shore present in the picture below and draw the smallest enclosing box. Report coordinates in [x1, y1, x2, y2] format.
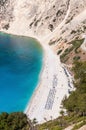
[24, 42, 74, 123]
[0, 29, 74, 123]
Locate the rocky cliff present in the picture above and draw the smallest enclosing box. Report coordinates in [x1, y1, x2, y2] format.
[0, 0, 86, 49]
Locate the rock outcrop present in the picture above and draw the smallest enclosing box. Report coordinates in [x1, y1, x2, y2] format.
[0, 0, 86, 47]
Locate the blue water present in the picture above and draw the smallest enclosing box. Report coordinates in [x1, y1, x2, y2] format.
[0, 32, 43, 113]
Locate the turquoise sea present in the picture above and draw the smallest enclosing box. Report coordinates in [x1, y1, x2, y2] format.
[0, 32, 43, 113]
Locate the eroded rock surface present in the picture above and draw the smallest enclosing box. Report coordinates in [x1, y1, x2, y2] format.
[0, 0, 86, 45]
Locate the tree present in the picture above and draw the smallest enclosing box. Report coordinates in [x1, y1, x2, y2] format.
[0, 112, 29, 130]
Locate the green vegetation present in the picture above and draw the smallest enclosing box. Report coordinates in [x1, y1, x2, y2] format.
[38, 120, 62, 130]
[37, 39, 86, 129]
[60, 46, 74, 62]
[0, 39, 85, 130]
[63, 61, 86, 116]
[73, 56, 80, 61]
[37, 114, 86, 130]
[0, 112, 29, 130]
[0, 61, 86, 130]
[38, 61, 86, 130]
[71, 39, 84, 53]
[60, 39, 84, 63]
[57, 49, 62, 55]
[72, 120, 86, 130]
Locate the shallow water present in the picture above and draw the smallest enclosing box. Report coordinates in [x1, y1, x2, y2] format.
[0, 32, 43, 113]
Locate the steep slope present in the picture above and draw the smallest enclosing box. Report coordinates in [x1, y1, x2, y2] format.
[0, 0, 86, 45]
[0, 0, 15, 29]
[0, 0, 86, 125]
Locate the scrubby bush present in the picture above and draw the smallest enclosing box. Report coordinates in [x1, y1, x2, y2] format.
[73, 56, 80, 61]
[57, 49, 62, 55]
[0, 112, 29, 130]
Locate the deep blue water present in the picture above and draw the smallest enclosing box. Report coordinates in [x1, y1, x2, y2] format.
[0, 32, 43, 113]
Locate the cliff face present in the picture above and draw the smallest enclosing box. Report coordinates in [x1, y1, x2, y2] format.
[0, 0, 15, 29]
[0, 0, 86, 45]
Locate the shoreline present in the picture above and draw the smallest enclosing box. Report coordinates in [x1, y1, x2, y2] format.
[0, 30, 74, 123]
[24, 39, 74, 123]
[24, 41, 45, 114]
